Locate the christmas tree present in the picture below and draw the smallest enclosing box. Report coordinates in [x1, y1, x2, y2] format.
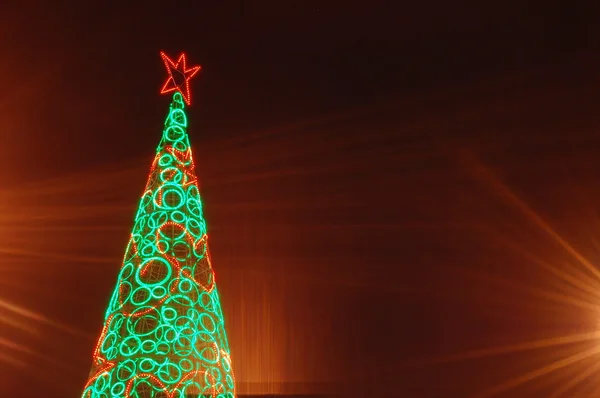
[81, 52, 236, 398]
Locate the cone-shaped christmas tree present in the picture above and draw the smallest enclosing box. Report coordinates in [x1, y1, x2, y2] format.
[81, 53, 236, 398]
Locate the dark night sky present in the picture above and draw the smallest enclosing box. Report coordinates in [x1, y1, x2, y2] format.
[2, 1, 600, 397]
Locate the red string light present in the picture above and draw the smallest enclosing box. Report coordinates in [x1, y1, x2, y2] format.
[82, 362, 115, 392]
[92, 315, 113, 362]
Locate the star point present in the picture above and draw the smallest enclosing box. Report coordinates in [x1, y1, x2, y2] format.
[160, 51, 201, 105]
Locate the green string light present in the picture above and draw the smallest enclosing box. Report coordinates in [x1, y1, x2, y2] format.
[82, 92, 236, 398]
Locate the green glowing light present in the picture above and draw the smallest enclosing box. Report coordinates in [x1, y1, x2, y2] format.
[82, 92, 235, 398]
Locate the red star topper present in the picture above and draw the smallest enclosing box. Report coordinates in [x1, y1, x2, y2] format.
[160, 51, 201, 105]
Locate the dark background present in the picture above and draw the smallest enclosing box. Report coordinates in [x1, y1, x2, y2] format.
[2, 1, 600, 397]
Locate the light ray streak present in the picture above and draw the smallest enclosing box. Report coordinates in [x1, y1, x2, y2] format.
[0, 204, 131, 222]
[0, 279, 97, 309]
[547, 358, 600, 398]
[499, 236, 600, 299]
[469, 345, 600, 398]
[0, 298, 86, 337]
[456, 267, 600, 312]
[416, 331, 600, 365]
[586, 376, 600, 396]
[0, 337, 72, 370]
[0, 247, 115, 264]
[0, 313, 38, 335]
[0, 166, 140, 198]
[465, 152, 600, 281]
[0, 225, 122, 232]
[0, 352, 27, 368]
